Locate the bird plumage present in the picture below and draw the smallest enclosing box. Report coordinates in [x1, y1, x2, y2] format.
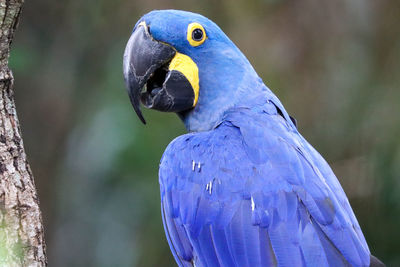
[123, 9, 383, 267]
[159, 89, 370, 266]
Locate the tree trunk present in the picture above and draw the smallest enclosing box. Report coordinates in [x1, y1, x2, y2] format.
[0, 0, 47, 266]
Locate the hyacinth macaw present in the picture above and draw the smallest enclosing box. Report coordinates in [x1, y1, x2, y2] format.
[123, 10, 384, 267]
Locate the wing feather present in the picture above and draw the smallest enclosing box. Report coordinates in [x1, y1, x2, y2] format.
[159, 106, 370, 267]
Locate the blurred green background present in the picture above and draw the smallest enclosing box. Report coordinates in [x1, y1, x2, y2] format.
[9, 0, 400, 266]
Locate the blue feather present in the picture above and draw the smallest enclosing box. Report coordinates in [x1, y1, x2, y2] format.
[159, 106, 371, 266]
[131, 9, 373, 267]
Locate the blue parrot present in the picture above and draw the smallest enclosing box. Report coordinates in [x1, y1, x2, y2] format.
[123, 10, 384, 267]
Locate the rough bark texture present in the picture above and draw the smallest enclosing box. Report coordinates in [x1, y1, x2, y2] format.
[0, 0, 47, 266]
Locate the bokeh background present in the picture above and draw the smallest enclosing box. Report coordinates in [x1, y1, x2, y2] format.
[9, 0, 399, 266]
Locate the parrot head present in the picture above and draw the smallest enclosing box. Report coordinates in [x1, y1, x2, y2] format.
[123, 10, 263, 131]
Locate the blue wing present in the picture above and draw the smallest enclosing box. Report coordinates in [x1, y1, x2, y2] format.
[159, 101, 370, 267]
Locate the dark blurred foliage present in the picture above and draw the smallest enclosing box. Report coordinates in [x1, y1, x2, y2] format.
[9, 0, 400, 266]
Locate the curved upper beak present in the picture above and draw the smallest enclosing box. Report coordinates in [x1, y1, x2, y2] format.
[123, 22, 175, 124]
[123, 22, 198, 124]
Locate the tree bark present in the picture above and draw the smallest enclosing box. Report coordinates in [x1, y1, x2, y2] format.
[0, 0, 47, 266]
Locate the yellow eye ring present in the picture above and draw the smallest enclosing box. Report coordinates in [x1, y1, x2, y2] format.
[187, 23, 207, 47]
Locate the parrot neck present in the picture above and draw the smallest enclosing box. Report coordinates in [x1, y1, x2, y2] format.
[179, 74, 279, 132]
[178, 41, 291, 133]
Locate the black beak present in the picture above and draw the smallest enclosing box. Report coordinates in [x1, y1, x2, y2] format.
[123, 23, 196, 124]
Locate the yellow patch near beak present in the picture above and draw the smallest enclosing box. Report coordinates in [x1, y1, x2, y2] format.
[168, 53, 199, 107]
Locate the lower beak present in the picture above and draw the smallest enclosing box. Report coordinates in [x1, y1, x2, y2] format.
[123, 22, 197, 124]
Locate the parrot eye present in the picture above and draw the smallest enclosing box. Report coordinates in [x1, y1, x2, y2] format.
[187, 22, 207, 47]
[192, 29, 203, 41]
